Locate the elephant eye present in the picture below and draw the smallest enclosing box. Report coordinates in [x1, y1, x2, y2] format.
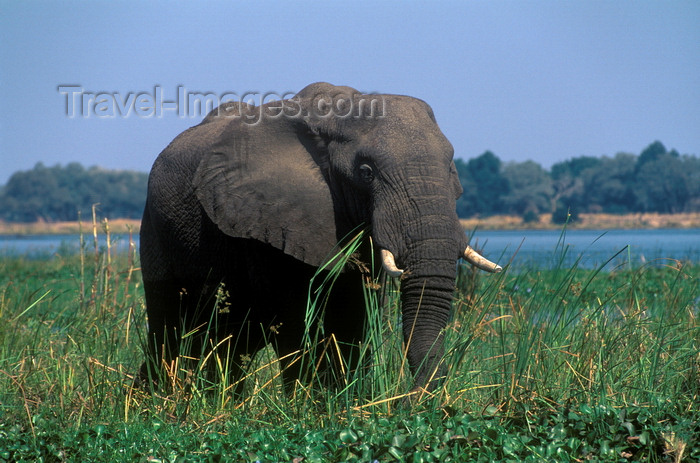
[358, 163, 374, 184]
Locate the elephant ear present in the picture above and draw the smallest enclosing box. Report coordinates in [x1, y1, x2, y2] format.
[192, 114, 339, 268]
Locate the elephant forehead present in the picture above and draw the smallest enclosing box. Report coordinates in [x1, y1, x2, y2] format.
[372, 98, 446, 141]
[382, 95, 436, 123]
[371, 119, 454, 164]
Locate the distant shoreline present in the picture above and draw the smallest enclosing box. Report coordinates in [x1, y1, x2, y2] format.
[460, 212, 700, 231]
[2, 213, 700, 236]
[0, 218, 141, 236]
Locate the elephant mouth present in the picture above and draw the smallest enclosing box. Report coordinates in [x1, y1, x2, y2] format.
[379, 247, 502, 277]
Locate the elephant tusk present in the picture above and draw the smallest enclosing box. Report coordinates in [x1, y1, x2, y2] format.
[381, 249, 404, 277]
[464, 246, 502, 273]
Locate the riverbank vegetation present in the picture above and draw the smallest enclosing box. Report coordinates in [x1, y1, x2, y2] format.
[460, 211, 700, 231]
[0, 163, 147, 223]
[0, 217, 141, 236]
[456, 141, 700, 223]
[0, 229, 698, 461]
[2, 211, 700, 237]
[1, 141, 698, 226]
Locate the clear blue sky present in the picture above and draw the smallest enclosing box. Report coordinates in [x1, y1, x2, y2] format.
[1, 0, 698, 184]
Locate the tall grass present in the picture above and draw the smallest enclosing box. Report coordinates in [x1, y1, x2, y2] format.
[0, 212, 142, 435]
[0, 219, 698, 460]
[449, 259, 698, 412]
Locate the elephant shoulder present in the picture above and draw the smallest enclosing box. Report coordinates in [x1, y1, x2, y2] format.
[151, 115, 232, 176]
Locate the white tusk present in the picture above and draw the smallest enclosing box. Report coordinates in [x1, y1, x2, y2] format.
[381, 249, 404, 277]
[464, 246, 502, 273]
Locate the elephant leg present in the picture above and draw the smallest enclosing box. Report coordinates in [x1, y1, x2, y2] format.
[138, 277, 243, 390]
[138, 278, 186, 387]
[199, 325, 263, 398]
[322, 273, 368, 382]
[271, 271, 367, 392]
[268, 309, 308, 393]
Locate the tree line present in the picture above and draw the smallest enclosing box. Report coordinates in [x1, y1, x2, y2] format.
[0, 163, 148, 222]
[456, 141, 700, 223]
[0, 141, 698, 223]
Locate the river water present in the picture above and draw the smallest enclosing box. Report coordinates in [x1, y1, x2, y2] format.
[0, 233, 136, 257]
[471, 228, 699, 270]
[1, 228, 698, 270]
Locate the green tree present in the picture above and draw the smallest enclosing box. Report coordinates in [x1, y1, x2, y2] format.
[501, 160, 552, 220]
[454, 158, 478, 217]
[550, 156, 601, 222]
[636, 140, 668, 170]
[684, 155, 700, 211]
[0, 163, 147, 222]
[634, 153, 689, 213]
[581, 153, 637, 213]
[456, 151, 509, 217]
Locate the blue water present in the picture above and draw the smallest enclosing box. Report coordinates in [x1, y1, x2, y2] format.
[0, 233, 137, 258]
[470, 228, 700, 270]
[1, 228, 698, 269]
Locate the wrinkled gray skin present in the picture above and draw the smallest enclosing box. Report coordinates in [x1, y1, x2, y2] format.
[139, 82, 494, 392]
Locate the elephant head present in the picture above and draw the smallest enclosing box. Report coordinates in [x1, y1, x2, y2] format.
[191, 82, 501, 390]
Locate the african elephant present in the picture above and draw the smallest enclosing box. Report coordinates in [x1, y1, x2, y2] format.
[138, 82, 501, 393]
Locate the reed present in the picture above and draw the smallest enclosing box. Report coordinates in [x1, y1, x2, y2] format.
[0, 219, 697, 461]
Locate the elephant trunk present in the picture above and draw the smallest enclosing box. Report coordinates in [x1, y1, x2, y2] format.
[371, 164, 474, 391]
[399, 254, 457, 391]
[394, 212, 462, 391]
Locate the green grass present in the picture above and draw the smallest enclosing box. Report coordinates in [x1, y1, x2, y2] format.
[0, 227, 698, 462]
